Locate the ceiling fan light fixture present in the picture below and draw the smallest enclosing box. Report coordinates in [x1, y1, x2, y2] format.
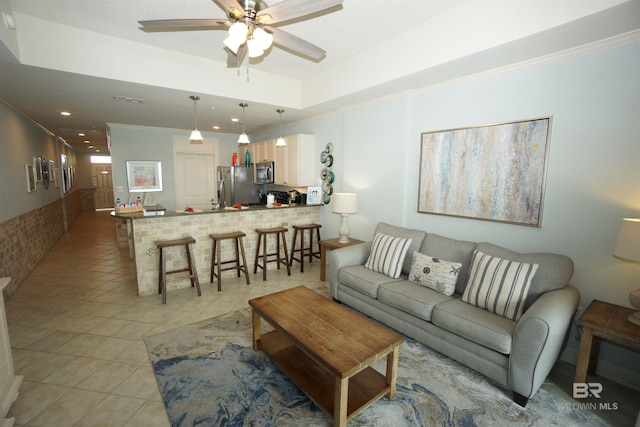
[253, 27, 273, 50]
[223, 36, 242, 54]
[228, 21, 248, 43]
[247, 38, 264, 58]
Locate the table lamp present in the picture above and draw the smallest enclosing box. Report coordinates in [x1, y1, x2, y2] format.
[332, 193, 358, 243]
[613, 218, 640, 326]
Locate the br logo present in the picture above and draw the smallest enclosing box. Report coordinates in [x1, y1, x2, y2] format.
[573, 382, 602, 398]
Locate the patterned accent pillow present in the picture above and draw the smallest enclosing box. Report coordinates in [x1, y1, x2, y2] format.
[364, 233, 413, 279]
[462, 250, 539, 321]
[409, 252, 462, 296]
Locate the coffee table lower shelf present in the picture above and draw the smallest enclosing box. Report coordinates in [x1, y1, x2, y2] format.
[258, 330, 390, 422]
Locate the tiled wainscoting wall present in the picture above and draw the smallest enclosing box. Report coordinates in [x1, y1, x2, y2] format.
[0, 191, 83, 296]
[80, 188, 95, 211]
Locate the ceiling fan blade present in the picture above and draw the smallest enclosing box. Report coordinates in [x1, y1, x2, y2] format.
[138, 19, 229, 32]
[227, 45, 247, 68]
[212, 0, 244, 20]
[257, 0, 343, 25]
[265, 26, 326, 60]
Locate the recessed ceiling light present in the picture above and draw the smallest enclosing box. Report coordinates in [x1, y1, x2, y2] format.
[60, 111, 71, 116]
[231, 117, 240, 123]
[84, 140, 90, 144]
[88, 146, 94, 149]
[78, 132, 85, 136]
[212, 125, 220, 130]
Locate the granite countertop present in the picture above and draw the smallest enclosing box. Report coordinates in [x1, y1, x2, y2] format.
[111, 203, 321, 219]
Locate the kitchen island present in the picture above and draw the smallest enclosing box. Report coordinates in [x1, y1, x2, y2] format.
[113, 204, 321, 297]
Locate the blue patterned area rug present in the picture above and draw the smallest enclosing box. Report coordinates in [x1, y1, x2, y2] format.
[144, 307, 606, 427]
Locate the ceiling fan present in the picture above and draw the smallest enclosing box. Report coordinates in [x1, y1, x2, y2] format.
[139, 0, 343, 67]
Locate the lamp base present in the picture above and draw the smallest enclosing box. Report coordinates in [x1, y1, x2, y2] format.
[629, 312, 640, 326]
[338, 213, 351, 244]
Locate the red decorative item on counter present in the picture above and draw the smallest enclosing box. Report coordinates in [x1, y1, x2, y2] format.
[232, 152, 238, 166]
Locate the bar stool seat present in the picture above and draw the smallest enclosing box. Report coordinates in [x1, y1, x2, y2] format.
[289, 224, 322, 273]
[254, 227, 291, 281]
[210, 231, 250, 291]
[156, 236, 201, 304]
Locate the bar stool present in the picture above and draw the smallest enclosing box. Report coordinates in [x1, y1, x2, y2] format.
[289, 224, 322, 273]
[156, 236, 201, 304]
[210, 231, 250, 291]
[254, 227, 291, 281]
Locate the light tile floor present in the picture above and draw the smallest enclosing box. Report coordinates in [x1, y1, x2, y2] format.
[6, 210, 327, 426]
[5, 211, 639, 426]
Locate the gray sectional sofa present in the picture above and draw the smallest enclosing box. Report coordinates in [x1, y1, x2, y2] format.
[328, 222, 579, 407]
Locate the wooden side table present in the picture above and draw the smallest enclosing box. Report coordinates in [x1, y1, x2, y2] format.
[574, 299, 640, 386]
[319, 237, 364, 281]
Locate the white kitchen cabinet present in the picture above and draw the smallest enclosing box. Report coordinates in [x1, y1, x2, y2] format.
[0, 278, 22, 427]
[275, 134, 316, 187]
[252, 140, 275, 163]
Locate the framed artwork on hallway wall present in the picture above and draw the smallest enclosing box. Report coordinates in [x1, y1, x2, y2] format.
[25, 164, 36, 192]
[418, 117, 551, 227]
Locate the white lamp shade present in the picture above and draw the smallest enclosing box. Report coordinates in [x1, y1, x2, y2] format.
[614, 218, 640, 262]
[253, 28, 273, 50]
[332, 193, 358, 214]
[223, 36, 242, 54]
[247, 39, 264, 58]
[237, 132, 250, 144]
[189, 129, 203, 141]
[228, 22, 248, 43]
[275, 136, 287, 147]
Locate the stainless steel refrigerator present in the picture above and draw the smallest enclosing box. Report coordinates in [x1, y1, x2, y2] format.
[217, 166, 260, 206]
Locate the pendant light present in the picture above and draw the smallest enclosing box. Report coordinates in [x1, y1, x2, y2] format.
[238, 102, 250, 144]
[189, 95, 203, 144]
[275, 109, 287, 147]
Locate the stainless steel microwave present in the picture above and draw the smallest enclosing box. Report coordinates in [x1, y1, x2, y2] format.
[254, 161, 274, 184]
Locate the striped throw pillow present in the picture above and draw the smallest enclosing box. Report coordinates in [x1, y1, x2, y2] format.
[462, 250, 538, 321]
[365, 233, 413, 279]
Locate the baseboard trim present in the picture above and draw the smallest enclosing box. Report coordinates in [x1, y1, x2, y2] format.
[561, 347, 640, 392]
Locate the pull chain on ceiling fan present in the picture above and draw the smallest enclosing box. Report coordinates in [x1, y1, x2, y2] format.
[139, 0, 343, 67]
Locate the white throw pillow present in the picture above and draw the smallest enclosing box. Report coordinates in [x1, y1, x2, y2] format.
[462, 250, 538, 321]
[365, 233, 413, 279]
[409, 252, 462, 296]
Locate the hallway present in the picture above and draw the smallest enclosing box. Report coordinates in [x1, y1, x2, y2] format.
[5, 210, 325, 426]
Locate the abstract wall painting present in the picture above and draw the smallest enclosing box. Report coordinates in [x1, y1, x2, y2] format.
[418, 117, 551, 227]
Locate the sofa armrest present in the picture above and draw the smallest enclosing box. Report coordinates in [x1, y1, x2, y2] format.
[509, 285, 580, 398]
[328, 242, 371, 299]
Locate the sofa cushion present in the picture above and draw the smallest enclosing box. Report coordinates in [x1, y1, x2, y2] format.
[432, 298, 517, 354]
[339, 265, 404, 298]
[462, 251, 538, 321]
[409, 251, 461, 296]
[476, 242, 573, 308]
[419, 233, 477, 295]
[374, 223, 427, 275]
[365, 233, 413, 279]
[378, 281, 455, 322]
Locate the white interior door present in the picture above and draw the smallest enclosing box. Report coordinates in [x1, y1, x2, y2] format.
[174, 152, 216, 210]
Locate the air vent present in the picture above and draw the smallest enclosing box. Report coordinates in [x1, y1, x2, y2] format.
[58, 128, 102, 135]
[113, 96, 144, 103]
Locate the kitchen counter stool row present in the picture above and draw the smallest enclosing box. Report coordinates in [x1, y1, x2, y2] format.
[154, 223, 322, 303]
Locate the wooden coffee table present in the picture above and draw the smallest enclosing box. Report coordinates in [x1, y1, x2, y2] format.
[249, 286, 404, 426]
